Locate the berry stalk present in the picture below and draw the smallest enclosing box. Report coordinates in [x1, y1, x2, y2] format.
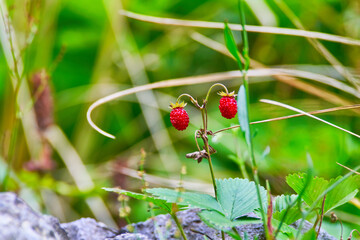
[200, 107, 218, 199]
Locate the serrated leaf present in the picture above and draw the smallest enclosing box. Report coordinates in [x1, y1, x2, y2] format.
[272, 194, 302, 224]
[324, 176, 359, 212]
[216, 178, 267, 220]
[273, 195, 299, 212]
[238, 85, 251, 145]
[224, 22, 243, 70]
[103, 187, 172, 213]
[201, 215, 242, 240]
[198, 210, 261, 230]
[146, 188, 222, 213]
[272, 219, 297, 240]
[286, 173, 360, 213]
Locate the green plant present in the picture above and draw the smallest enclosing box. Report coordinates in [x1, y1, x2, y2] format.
[100, 1, 360, 239]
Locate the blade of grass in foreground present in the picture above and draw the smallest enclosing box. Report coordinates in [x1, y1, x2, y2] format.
[260, 99, 360, 139]
[225, 0, 269, 238]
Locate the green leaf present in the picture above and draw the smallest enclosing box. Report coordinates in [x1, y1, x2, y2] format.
[286, 173, 360, 213]
[224, 22, 243, 70]
[238, 85, 251, 145]
[301, 229, 317, 240]
[146, 188, 222, 213]
[198, 210, 261, 230]
[147, 178, 267, 234]
[324, 176, 359, 212]
[273, 194, 298, 212]
[272, 194, 303, 224]
[272, 219, 297, 240]
[216, 178, 267, 220]
[103, 187, 172, 213]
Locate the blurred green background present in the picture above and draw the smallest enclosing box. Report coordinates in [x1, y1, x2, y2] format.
[0, 0, 360, 238]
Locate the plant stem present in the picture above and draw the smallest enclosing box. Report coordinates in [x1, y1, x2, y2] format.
[177, 93, 198, 107]
[171, 213, 188, 240]
[201, 108, 217, 198]
[316, 195, 326, 238]
[200, 106, 222, 239]
[205, 141, 217, 198]
[234, 134, 249, 179]
[2, 110, 20, 191]
[204, 83, 229, 103]
[237, 0, 269, 237]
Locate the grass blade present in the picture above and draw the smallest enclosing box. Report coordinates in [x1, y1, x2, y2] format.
[260, 99, 360, 138]
[121, 10, 360, 46]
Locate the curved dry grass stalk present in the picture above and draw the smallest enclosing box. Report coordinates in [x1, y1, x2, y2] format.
[87, 68, 358, 139]
[191, 31, 358, 107]
[260, 99, 360, 138]
[121, 10, 360, 46]
[274, 0, 359, 90]
[213, 104, 360, 135]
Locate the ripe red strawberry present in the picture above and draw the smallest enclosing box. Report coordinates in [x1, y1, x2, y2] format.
[218, 91, 237, 119]
[170, 102, 189, 131]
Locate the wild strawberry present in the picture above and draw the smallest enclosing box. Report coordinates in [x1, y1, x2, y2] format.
[218, 91, 237, 119]
[170, 102, 189, 131]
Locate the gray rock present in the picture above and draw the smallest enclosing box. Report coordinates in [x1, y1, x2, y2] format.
[61, 218, 117, 240]
[291, 220, 336, 240]
[0, 192, 337, 240]
[123, 209, 337, 240]
[124, 208, 264, 240]
[0, 192, 69, 240]
[107, 233, 149, 240]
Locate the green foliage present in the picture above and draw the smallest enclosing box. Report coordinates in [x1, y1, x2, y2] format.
[286, 173, 360, 213]
[148, 178, 267, 231]
[103, 187, 172, 213]
[301, 229, 317, 240]
[223, 22, 243, 70]
[216, 178, 267, 220]
[146, 188, 222, 212]
[272, 194, 303, 224]
[237, 85, 251, 145]
[272, 219, 298, 240]
[198, 210, 260, 229]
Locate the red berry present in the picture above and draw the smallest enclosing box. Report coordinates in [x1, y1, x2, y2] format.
[219, 93, 237, 119]
[170, 102, 189, 131]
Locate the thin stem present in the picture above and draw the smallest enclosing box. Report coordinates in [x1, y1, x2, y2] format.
[221, 231, 226, 240]
[232, 227, 242, 239]
[237, 0, 268, 237]
[339, 219, 343, 240]
[171, 213, 188, 240]
[201, 107, 217, 198]
[205, 142, 217, 198]
[213, 103, 360, 135]
[316, 195, 326, 238]
[177, 93, 199, 107]
[295, 164, 360, 239]
[243, 72, 268, 236]
[238, 0, 249, 72]
[2, 115, 20, 191]
[205, 107, 208, 131]
[194, 130, 202, 152]
[234, 134, 249, 179]
[348, 229, 360, 240]
[204, 83, 229, 103]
